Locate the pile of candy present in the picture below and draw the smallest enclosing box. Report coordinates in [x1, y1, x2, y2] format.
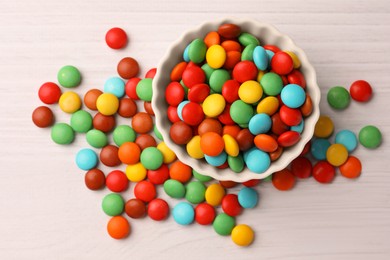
[165, 23, 313, 174]
[32, 24, 382, 247]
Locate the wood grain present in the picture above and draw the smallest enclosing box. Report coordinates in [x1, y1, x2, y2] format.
[0, 0, 389, 259]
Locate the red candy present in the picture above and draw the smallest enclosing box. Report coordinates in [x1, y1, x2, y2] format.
[125, 77, 141, 100]
[38, 82, 61, 104]
[105, 27, 128, 49]
[167, 106, 181, 123]
[222, 79, 240, 103]
[232, 61, 258, 83]
[218, 23, 241, 39]
[349, 80, 372, 102]
[147, 198, 169, 221]
[165, 82, 185, 106]
[277, 131, 301, 147]
[271, 51, 294, 75]
[188, 83, 210, 103]
[221, 194, 242, 217]
[287, 69, 306, 88]
[218, 104, 235, 125]
[182, 65, 206, 88]
[291, 156, 312, 178]
[147, 164, 170, 185]
[134, 181, 156, 202]
[263, 44, 281, 53]
[243, 179, 261, 187]
[106, 170, 129, 192]
[312, 161, 335, 184]
[145, 68, 157, 79]
[279, 105, 302, 126]
[182, 102, 204, 126]
[195, 203, 216, 225]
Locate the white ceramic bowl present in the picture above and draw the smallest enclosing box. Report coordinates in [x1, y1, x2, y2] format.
[152, 18, 320, 182]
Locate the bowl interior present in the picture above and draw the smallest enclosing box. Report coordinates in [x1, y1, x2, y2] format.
[152, 18, 320, 182]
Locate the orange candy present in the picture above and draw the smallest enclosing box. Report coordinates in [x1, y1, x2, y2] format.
[118, 142, 141, 164]
[107, 216, 130, 239]
[254, 134, 278, 152]
[339, 156, 362, 179]
[200, 132, 225, 156]
[223, 51, 241, 70]
[221, 40, 241, 52]
[300, 94, 313, 117]
[170, 61, 187, 82]
[222, 125, 241, 139]
[272, 169, 296, 191]
[270, 146, 283, 161]
[204, 31, 220, 48]
[169, 161, 192, 183]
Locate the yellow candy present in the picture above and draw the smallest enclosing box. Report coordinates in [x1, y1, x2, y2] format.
[314, 115, 334, 138]
[186, 135, 204, 159]
[238, 80, 263, 104]
[59, 91, 81, 113]
[256, 70, 266, 82]
[202, 94, 226, 117]
[326, 144, 348, 166]
[96, 93, 119, 116]
[285, 51, 301, 69]
[206, 45, 226, 69]
[205, 183, 225, 206]
[125, 163, 147, 182]
[231, 224, 254, 247]
[223, 134, 239, 157]
[256, 96, 279, 115]
[157, 142, 176, 164]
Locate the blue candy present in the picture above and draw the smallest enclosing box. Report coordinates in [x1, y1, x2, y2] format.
[281, 84, 306, 108]
[205, 151, 227, 167]
[253, 46, 268, 71]
[75, 148, 98, 170]
[248, 113, 272, 135]
[265, 49, 274, 66]
[177, 100, 190, 121]
[244, 148, 270, 173]
[335, 129, 358, 152]
[311, 138, 331, 160]
[173, 202, 194, 225]
[238, 187, 258, 208]
[104, 77, 125, 98]
[291, 120, 304, 133]
[183, 44, 190, 62]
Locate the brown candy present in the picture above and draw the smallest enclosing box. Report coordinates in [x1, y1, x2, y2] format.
[118, 98, 137, 118]
[132, 112, 153, 134]
[100, 145, 121, 167]
[32, 106, 54, 128]
[218, 23, 241, 39]
[84, 89, 102, 110]
[84, 168, 105, 190]
[93, 112, 116, 133]
[197, 118, 223, 136]
[125, 198, 146, 219]
[219, 180, 238, 188]
[236, 129, 254, 151]
[270, 146, 284, 161]
[170, 121, 193, 145]
[135, 134, 157, 150]
[271, 113, 289, 136]
[117, 57, 139, 79]
[143, 101, 154, 116]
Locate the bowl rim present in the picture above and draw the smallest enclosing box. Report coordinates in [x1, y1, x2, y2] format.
[152, 18, 321, 182]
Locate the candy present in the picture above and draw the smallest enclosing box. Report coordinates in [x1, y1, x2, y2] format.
[279, 105, 302, 126]
[57, 65, 81, 88]
[100, 145, 121, 167]
[164, 179, 186, 198]
[204, 31, 220, 47]
[272, 169, 296, 191]
[182, 102, 204, 126]
[106, 170, 128, 192]
[113, 125, 136, 146]
[84, 168, 105, 190]
[132, 112, 153, 134]
[135, 134, 157, 150]
[102, 193, 124, 216]
[256, 96, 279, 115]
[107, 216, 130, 239]
[51, 123, 74, 144]
[314, 115, 334, 138]
[222, 79, 240, 103]
[339, 156, 362, 179]
[147, 164, 170, 185]
[260, 72, 283, 96]
[312, 161, 335, 183]
[231, 224, 254, 247]
[38, 82, 61, 104]
[311, 138, 331, 160]
[281, 84, 306, 108]
[157, 142, 176, 164]
[254, 134, 278, 152]
[125, 77, 141, 100]
[327, 86, 350, 110]
[218, 23, 241, 39]
[204, 152, 227, 166]
[227, 154, 245, 173]
[209, 69, 231, 93]
[117, 57, 139, 79]
[186, 135, 204, 159]
[185, 181, 206, 204]
[350, 80, 372, 102]
[32, 106, 54, 128]
[195, 203, 216, 225]
[93, 113, 116, 133]
[169, 161, 192, 183]
[222, 194, 242, 217]
[232, 61, 257, 83]
[105, 27, 127, 49]
[134, 180, 156, 202]
[202, 93, 226, 117]
[271, 51, 294, 75]
[244, 148, 270, 173]
[192, 170, 213, 182]
[144, 101, 154, 116]
[173, 202, 195, 225]
[238, 80, 263, 104]
[182, 65, 206, 88]
[169, 121, 193, 145]
[230, 100, 254, 125]
[238, 32, 259, 46]
[188, 39, 207, 64]
[59, 91, 81, 113]
[188, 83, 210, 103]
[238, 187, 258, 208]
[326, 144, 348, 166]
[147, 198, 169, 221]
[125, 163, 147, 182]
[291, 157, 312, 179]
[213, 213, 235, 236]
[125, 198, 146, 219]
[253, 46, 268, 70]
[205, 183, 225, 206]
[70, 110, 92, 133]
[75, 148, 98, 171]
[248, 113, 272, 135]
[86, 129, 108, 148]
[223, 134, 240, 157]
[359, 125, 382, 148]
[96, 93, 119, 116]
[277, 131, 301, 147]
[335, 129, 358, 152]
[136, 78, 153, 102]
[206, 45, 226, 69]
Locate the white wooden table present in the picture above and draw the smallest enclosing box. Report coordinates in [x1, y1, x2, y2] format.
[1, 0, 389, 259]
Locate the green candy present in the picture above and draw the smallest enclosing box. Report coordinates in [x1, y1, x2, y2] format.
[140, 147, 163, 170]
[359, 125, 382, 148]
[154, 125, 163, 141]
[102, 193, 124, 216]
[180, 80, 189, 98]
[86, 129, 108, 148]
[163, 179, 186, 198]
[213, 213, 236, 236]
[209, 69, 230, 93]
[227, 154, 244, 173]
[230, 100, 254, 125]
[201, 63, 215, 81]
[327, 86, 351, 110]
[113, 125, 136, 146]
[70, 110, 92, 133]
[263, 174, 273, 182]
[260, 72, 283, 96]
[57, 65, 81, 88]
[51, 123, 74, 144]
[188, 38, 207, 64]
[192, 170, 213, 182]
[238, 32, 260, 46]
[136, 78, 153, 101]
[185, 181, 206, 204]
[241, 44, 257, 61]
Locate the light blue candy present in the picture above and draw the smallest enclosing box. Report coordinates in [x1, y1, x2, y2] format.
[238, 187, 258, 208]
[253, 46, 268, 71]
[311, 138, 331, 160]
[173, 202, 194, 225]
[244, 148, 270, 173]
[248, 113, 272, 135]
[183, 44, 190, 62]
[205, 151, 227, 167]
[177, 100, 190, 121]
[265, 49, 274, 66]
[104, 77, 125, 98]
[335, 129, 358, 152]
[281, 84, 306, 108]
[291, 120, 304, 133]
[75, 148, 98, 170]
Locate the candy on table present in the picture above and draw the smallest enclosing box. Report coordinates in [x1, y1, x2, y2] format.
[105, 27, 128, 49]
[350, 80, 372, 102]
[327, 86, 350, 110]
[107, 216, 130, 239]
